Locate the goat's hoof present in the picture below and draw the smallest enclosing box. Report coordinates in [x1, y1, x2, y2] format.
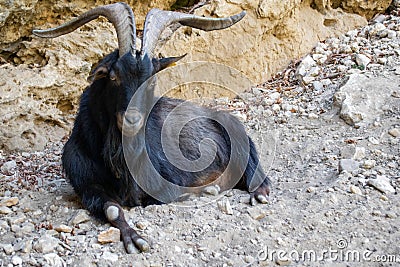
[250, 185, 270, 205]
[136, 238, 150, 252]
[121, 228, 150, 253]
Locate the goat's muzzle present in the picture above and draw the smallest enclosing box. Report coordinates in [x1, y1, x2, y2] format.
[117, 108, 144, 136]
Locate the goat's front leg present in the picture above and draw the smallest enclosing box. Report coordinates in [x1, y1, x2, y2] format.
[239, 137, 272, 205]
[103, 201, 149, 253]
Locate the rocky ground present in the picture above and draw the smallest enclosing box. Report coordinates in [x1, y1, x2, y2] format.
[1, 4, 400, 267]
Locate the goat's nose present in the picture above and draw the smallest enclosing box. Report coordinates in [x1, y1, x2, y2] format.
[117, 108, 144, 136]
[124, 110, 142, 126]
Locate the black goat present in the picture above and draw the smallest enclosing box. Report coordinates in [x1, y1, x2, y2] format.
[33, 2, 271, 253]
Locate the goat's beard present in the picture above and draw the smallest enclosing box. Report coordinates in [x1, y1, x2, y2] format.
[103, 121, 151, 206]
[103, 122, 127, 180]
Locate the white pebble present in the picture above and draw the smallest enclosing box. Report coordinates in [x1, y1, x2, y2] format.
[1, 160, 17, 175]
[388, 128, 400, 137]
[11, 256, 23, 265]
[355, 54, 371, 68]
[363, 160, 376, 169]
[102, 251, 119, 262]
[272, 104, 281, 112]
[308, 113, 319, 119]
[217, 198, 233, 215]
[350, 185, 362, 195]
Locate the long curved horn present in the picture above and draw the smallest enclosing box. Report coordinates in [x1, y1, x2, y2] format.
[141, 9, 246, 59]
[33, 3, 136, 57]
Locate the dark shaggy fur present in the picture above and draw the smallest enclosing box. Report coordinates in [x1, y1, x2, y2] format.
[62, 51, 271, 252]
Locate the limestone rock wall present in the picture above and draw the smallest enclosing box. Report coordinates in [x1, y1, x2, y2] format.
[0, 0, 176, 46]
[0, 0, 393, 151]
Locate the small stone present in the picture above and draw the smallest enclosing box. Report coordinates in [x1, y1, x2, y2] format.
[352, 147, 366, 160]
[369, 22, 386, 35]
[276, 257, 291, 266]
[11, 256, 23, 266]
[43, 253, 66, 267]
[75, 222, 91, 232]
[174, 246, 182, 253]
[355, 54, 371, 68]
[312, 81, 323, 91]
[231, 111, 247, 122]
[102, 251, 119, 262]
[350, 42, 360, 52]
[71, 209, 91, 225]
[367, 175, 395, 194]
[272, 104, 281, 112]
[244, 255, 254, 263]
[54, 224, 73, 233]
[296, 55, 316, 77]
[8, 214, 26, 225]
[21, 152, 30, 157]
[203, 185, 220, 196]
[281, 104, 292, 111]
[217, 198, 233, 215]
[372, 14, 386, 24]
[368, 136, 380, 145]
[1, 160, 17, 174]
[3, 243, 14, 255]
[380, 195, 389, 201]
[372, 210, 382, 216]
[312, 53, 328, 64]
[339, 159, 359, 173]
[386, 212, 397, 219]
[302, 76, 315, 84]
[34, 235, 59, 253]
[377, 58, 387, 64]
[387, 30, 397, 38]
[225, 190, 234, 197]
[73, 235, 86, 244]
[136, 220, 149, 230]
[309, 66, 320, 76]
[269, 92, 281, 101]
[350, 185, 362, 195]
[329, 194, 338, 204]
[252, 87, 263, 95]
[98, 227, 120, 244]
[263, 98, 275, 106]
[388, 128, 400, 137]
[308, 113, 319, 119]
[337, 65, 348, 72]
[0, 206, 12, 214]
[320, 79, 332, 86]
[13, 240, 25, 252]
[12, 222, 35, 236]
[19, 240, 32, 254]
[247, 207, 267, 220]
[0, 197, 19, 207]
[0, 220, 9, 230]
[362, 160, 376, 169]
[306, 186, 317, 193]
[340, 44, 353, 54]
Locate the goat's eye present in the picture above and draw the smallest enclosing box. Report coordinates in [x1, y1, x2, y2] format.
[109, 70, 117, 81]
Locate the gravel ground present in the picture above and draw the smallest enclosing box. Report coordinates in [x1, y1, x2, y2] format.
[1, 5, 400, 267]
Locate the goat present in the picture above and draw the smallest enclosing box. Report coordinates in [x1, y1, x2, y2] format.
[33, 2, 271, 253]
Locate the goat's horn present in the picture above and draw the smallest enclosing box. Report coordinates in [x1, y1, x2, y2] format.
[33, 2, 136, 57]
[141, 9, 246, 59]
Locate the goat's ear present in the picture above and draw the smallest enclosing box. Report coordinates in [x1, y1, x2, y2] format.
[152, 54, 186, 74]
[87, 66, 109, 83]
